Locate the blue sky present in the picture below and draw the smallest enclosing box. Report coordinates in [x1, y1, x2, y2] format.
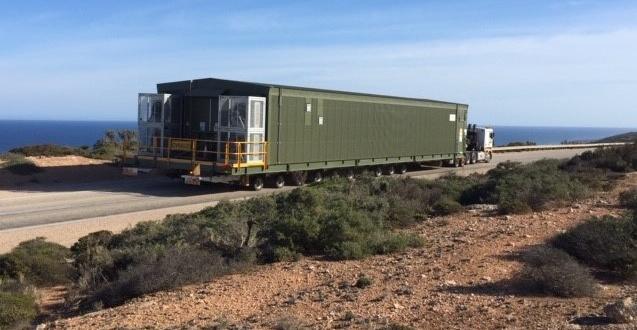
[0, 0, 636, 127]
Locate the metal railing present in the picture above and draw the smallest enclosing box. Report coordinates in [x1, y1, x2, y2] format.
[141, 137, 268, 169]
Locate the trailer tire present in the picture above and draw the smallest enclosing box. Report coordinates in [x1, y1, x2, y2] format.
[385, 165, 395, 175]
[251, 176, 264, 191]
[289, 171, 307, 186]
[398, 164, 408, 174]
[273, 175, 286, 189]
[311, 171, 323, 183]
[373, 167, 383, 177]
[344, 168, 355, 181]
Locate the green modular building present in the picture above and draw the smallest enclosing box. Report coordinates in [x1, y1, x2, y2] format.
[136, 77, 468, 189]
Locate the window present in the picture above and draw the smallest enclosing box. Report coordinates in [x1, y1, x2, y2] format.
[250, 100, 264, 129]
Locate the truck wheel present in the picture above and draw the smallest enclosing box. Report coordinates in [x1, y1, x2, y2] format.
[486, 152, 493, 163]
[385, 166, 395, 175]
[251, 176, 264, 191]
[273, 175, 286, 188]
[289, 171, 306, 186]
[311, 171, 323, 183]
[398, 165, 408, 174]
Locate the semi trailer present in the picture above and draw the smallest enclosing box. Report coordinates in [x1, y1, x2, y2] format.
[129, 77, 491, 190]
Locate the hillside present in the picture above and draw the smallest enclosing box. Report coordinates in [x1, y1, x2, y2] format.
[596, 132, 637, 143]
[48, 174, 637, 329]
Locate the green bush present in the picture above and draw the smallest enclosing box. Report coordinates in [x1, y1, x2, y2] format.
[0, 290, 37, 329]
[84, 247, 240, 308]
[9, 144, 87, 157]
[552, 216, 637, 278]
[0, 238, 72, 286]
[619, 188, 637, 212]
[517, 247, 598, 297]
[487, 160, 588, 214]
[563, 144, 637, 173]
[355, 275, 373, 289]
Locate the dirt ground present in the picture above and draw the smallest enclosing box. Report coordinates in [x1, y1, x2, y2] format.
[0, 156, 121, 188]
[42, 174, 637, 329]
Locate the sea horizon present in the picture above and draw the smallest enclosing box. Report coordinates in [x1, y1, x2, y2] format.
[0, 119, 635, 153]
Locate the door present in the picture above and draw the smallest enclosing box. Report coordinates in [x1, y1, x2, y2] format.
[138, 93, 170, 156]
[247, 97, 266, 162]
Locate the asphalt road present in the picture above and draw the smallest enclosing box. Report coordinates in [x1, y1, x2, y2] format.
[0, 148, 591, 246]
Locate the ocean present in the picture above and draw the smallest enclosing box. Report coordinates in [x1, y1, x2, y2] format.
[0, 120, 137, 153]
[0, 120, 634, 152]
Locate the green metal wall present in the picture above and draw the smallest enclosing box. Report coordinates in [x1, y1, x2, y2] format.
[267, 87, 466, 166]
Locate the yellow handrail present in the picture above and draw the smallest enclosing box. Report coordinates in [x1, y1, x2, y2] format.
[146, 137, 268, 169]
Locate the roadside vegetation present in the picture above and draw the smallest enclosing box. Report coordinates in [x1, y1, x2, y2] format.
[2, 129, 137, 165]
[1, 142, 637, 327]
[502, 141, 537, 147]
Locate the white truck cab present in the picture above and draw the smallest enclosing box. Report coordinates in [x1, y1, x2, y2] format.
[465, 124, 494, 164]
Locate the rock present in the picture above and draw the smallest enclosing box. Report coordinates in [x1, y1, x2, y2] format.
[393, 303, 405, 310]
[604, 297, 637, 324]
[504, 215, 513, 221]
[481, 276, 492, 282]
[443, 280, 457, 286]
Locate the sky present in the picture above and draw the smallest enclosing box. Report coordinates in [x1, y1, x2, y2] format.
[0, 0, 636, 127]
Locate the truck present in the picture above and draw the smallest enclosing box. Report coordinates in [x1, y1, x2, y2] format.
[465, 124, 494, 164]
[128, 77, 492, 190]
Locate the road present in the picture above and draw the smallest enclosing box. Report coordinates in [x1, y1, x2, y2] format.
[0, 148, 590, 252]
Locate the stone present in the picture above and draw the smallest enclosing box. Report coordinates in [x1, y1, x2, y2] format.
[604, 297, 637, 324]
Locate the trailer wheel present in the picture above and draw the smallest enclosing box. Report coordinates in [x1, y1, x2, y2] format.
[373, 167, 383, 177]
[311, 171, 323, 183]
[251, 176, 264, 191]
[273, 175, 286, 189]
[398, 165, 408, 175]
[344, 168, 355, 181]
[289, 171, 306, 186]
[385, 166, 395, 175]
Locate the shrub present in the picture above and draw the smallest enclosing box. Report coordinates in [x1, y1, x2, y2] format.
[619, 188, 637, 212]
[355, 275, 373, 289]
[552, 216, 637, 278]
[488, 160, 588, 214]
[9, 144, 86, 157]
[0, 291, 38, 329]
[516, 247, 598, 297]
[564, 144, 637, 173]
[0, 238, 72, 286]
[84, 247, 241, 308]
